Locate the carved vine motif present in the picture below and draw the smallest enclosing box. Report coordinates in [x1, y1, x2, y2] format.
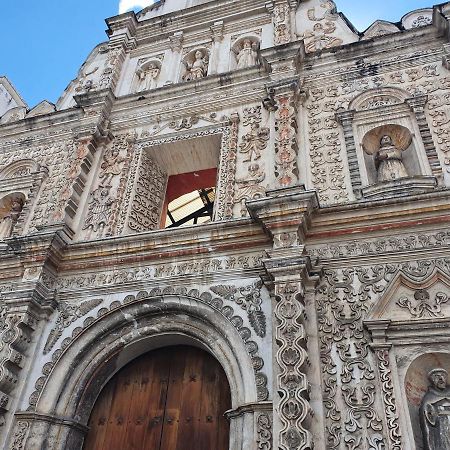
[28, 286, 269, 411]
[272, 2, 291, 46]
[211, 281, 266, 337]
[397, 289, 449, 318]
[275, 281, 311, 450]
[306, 62, 441, 205]
[257, 412, 273, 450]
[374, 349, 402, 450]
[127, 150, 167, 233]
[43, 298, 103, 354]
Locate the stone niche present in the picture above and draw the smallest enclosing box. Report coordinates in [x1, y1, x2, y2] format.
[365, 269, 450, 450]
[338, 87, 439, 199]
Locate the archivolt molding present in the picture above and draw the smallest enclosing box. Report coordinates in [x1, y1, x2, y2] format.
[28, 286, 269, 419]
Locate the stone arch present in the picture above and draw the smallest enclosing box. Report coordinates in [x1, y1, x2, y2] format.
[404, 352, 450, 449]
[20, 290, 266, 449]
[0, 158, 40, 180]
[349, 86, 410, 112]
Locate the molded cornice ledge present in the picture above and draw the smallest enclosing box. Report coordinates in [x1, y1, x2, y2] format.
[260, 41, 305, 81]
[246, 185, 319, 257]
[106, 12, 138, 50]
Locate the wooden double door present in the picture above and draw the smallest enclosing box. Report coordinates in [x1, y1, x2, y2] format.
[84, 346, 231, 450]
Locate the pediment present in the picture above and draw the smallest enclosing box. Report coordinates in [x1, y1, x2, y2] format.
[362, 21, 400, 40]
[26, 100, 56, 118]
[0, 106, 26, 125]
[366, 269, 450, 322]
[402, 9, 433, 30]
[0, 76, 27, 118]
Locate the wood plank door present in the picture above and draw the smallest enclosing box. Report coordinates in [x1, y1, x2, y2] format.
[83, 346, 231, 450]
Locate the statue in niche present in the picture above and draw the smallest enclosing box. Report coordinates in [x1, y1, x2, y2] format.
[303, 22, 343, 53]
[136, 62, 160, 92]
[235, 39, 258, 69]
[239, 123, 270, 162]
[182, 50, 209, 81]
[83, 186, 114, 237]
[375, 134, 409, 182]
[420, 368, 450, 449]
[0, 197, 24, 239]
[235, 164, 266, 217]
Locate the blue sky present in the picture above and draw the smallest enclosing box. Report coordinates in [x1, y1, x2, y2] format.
[0, 0, 433, 107]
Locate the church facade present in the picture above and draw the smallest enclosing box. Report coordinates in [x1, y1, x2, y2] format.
[1, 0, 450, 449]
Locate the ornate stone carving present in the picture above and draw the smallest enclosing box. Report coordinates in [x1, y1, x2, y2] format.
[411, 15, 432, 28]
[374, 348, 402, 450]
[274, 280, 312, 450]
[234, 164, 266, 217]
[127, 150, 167, 232]
[135, 62, 160, 92]
[28, 287, 269, 412]
[375, 135, 409, 183]
[239, 123, 270, 163]
[257, 412, 273, 449]
[302, 22, 343, 53]
[421, 368, 450, 449]
[82, 185, 115, 237]
[0, 197, 24, 239]
[271, 2, 292, 46]
[44, 299, 103, 354]
[215, 114, 240, 220]
[397, 289, 449, 318]
[9, 420, 29, 450]
[235, 39, 259, 69]
[211, 281, 266, 337]
[268, 81, 300, 187]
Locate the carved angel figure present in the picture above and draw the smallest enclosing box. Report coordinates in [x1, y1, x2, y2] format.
[420, 368, 450, 450]
[0, 198, 24, 239]
[236, 39, 258, 69]
[303, 22, 342, 53]
[182, 50, 209, 81]
[375, 135, 409, 182]
[99, 148, 127, 186]
[239, 123, 270, 162]
[136, 63, 160, 92]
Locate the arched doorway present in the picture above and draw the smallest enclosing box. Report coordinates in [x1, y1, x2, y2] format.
[83, 345, 231, 450]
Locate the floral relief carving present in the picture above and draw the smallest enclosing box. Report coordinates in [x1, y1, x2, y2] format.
[397, 289, 449, 318]
[9, 420, 30, 450]
[43, 298, 103, 354]
[272, 2, 291, 46]
[211, 281, 266, 338]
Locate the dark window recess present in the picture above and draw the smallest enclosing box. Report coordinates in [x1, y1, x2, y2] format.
[165, 188, 215, 228]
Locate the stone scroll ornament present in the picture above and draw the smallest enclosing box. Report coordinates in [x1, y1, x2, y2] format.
[210, 281, 266, 338]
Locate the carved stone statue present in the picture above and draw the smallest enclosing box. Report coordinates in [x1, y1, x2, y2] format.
[420, 368, 450, 449]
[303, 22, 343, 53]
[182, 50, 209, 81]
[236, 39, 258, 69]
[99, 148, 127, 186]
[136, 63, 160, 92]
[375, 135, 409, 182]
[0, 198, 24, 239]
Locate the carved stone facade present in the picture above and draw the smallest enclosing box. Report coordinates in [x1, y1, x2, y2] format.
[1, 1, 450, 449]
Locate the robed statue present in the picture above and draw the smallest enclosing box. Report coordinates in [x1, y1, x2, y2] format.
[420, 368, 450, 449]
[375, 134, 409, 182]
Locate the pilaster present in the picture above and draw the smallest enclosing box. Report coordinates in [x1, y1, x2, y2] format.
[247, 186, 321, 450]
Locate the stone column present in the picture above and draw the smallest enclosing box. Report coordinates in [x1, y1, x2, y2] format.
[168, 32, 184, 84]
[406, 95, 443, 182]
[335, 109, 362, 198]
[247, 186, 321, 450]
[209, 21, 224, 75]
